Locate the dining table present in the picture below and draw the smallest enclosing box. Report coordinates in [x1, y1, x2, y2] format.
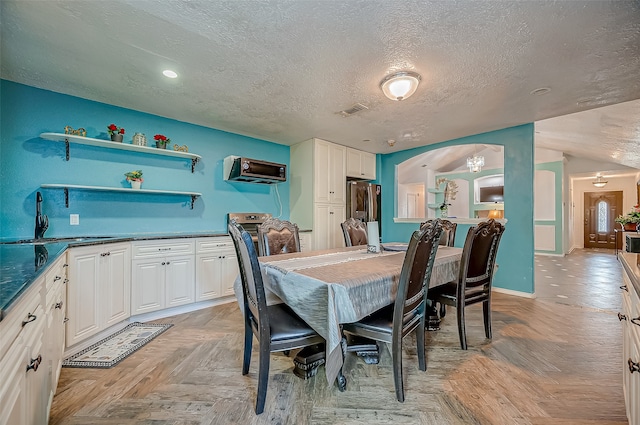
[241, 243, 463, 388]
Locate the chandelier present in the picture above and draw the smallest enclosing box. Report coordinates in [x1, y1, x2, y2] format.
[467, 154, 484, 173]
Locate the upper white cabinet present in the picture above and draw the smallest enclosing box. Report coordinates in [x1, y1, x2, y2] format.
[290, 138, 346, 250]
[346, 147, 376, 180]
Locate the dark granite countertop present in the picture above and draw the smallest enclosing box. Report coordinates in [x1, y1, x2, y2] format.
[0, 232, 228, 321]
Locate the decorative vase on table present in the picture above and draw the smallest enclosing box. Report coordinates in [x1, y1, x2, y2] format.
[110, 133, 124, 143]
[440, 206, 448, 218]
[155, 141, 168, 149]
[130, 180, 141, 190]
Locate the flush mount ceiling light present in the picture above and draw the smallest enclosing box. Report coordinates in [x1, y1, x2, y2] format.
[162, 69, 178, 78]
[592, 173, 608, 188]
[380, 71, 421, 101]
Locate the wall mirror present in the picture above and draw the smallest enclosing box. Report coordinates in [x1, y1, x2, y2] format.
[397, 144, 504, 219]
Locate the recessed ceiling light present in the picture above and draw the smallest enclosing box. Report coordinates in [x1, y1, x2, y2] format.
[362, 139, 371, 142]
[162, 69, 178, 79]
[530, 87, 551, 96]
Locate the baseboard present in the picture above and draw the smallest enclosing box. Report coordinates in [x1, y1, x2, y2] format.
[534, 252, 565, 257]
[492, 286, 536, 299]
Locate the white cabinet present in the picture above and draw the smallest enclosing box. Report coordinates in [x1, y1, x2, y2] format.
[291, 138, 347, 250]
[299, 232, 313, 252]
[195, 237, 239, 301]
[131, 240, 195, 315]
[346, 147, 376, 180]
[66, 242, 131, 347]
[314, 204, 346, 251]
[0, 270, 50, 425]
[620, 254, 640, 425]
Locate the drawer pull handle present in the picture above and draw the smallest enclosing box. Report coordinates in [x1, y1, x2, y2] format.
[620, 285, 628, 292]
[55, 301, 64, 309]
[64, 278, 69, 284]
[63, 318, 69, 323]
[54, 275, 62, 281]
[26, 355, 42, 372]
[21, 313, 37, 327]
[159, 248, 172, 251]
[63, 263, 69, 268]
[631, 317, 640, 327]
[618, 312, 627, 321]
[629, 358, 640, 374]
[100, 252, 111, 257]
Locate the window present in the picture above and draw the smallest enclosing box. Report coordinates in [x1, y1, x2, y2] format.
[597, 200, 608, 232]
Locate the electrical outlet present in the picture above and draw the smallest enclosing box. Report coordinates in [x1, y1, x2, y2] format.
[70, 214, 79, 225]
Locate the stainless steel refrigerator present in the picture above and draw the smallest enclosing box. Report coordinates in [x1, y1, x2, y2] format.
[346, 181, 381, 236]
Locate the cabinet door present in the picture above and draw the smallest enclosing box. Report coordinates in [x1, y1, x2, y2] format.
[102, 244, 131, 327]
[329, 204, 346, 248]
[0, 339, 28, 425]
[329, 144, 346, 204]
[46, 281, 66, 399]
[346, 148, 362, 178]
[131, 259, 165, 315]
[165, 255, 195, 308]
[314, 140, 332, 203]
[360, 151, 376, 180]
[314, 203, 331, 251]
[299, 232, 313, 252]
[24, 305, 47, 425]
[220, 254, 239, 297]
[195, 255, 223, 301]
[66, 246, 101, 347]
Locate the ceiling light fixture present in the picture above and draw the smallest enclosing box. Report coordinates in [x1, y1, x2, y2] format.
[467, 145, 484, 173]
[162, 69, 178, 78]
[387, 139, 396, 147]
[380, 71, 421, 101]
[592, 173, 608, 188]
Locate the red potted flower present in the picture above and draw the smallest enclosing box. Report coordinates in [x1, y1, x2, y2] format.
[154, 134, 171, 149]
[107, 124, 125, 142]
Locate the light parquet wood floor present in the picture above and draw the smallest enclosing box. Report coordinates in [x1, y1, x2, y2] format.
[49, 249, 628, 424]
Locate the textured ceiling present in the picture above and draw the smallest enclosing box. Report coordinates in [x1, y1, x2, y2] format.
[1, 1, 640, 166]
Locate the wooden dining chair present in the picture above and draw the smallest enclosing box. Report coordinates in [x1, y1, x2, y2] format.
[257, 217, 301, 256]
[228, 220, 324, 414]
[427, 219, 505, 350]
[342, 219, 444, 402]
[341, 217, 368, 246]
[421, 219, 457, 247]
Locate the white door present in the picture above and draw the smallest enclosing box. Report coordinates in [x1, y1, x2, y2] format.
[165, 255, 195, 308]
[102, 244, 131, 327]
[131, 259, 165, 315]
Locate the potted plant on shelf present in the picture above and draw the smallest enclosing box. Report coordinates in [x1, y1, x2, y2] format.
[107, 124, 125, 143]
[615, 205, 640, 231]
[154, 134, 171, 149]
[124, 170, 143, 190]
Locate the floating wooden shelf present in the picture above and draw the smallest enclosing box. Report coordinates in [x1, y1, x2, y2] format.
[40, 133, 202, 172]
[40, 184, 201, 209]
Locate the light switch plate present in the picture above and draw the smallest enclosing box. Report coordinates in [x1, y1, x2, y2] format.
[70, 214, 79, 225]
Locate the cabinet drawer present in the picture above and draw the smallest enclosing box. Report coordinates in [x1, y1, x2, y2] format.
[132, 240, 195, 258]
[196, 237, 234, 253]
[45, 254, 67, 297]
[0, 279, 43, 360]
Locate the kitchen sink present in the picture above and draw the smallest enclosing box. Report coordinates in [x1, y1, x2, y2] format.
[0, 236, 115, 245]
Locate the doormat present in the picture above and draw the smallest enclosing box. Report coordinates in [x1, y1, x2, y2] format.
[62, 322, 173, 368]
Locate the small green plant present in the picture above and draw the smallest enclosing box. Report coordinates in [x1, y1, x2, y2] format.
[124, 170, 143, 182]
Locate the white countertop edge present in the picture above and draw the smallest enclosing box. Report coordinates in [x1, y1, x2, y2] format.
[393, 217, 508, 225]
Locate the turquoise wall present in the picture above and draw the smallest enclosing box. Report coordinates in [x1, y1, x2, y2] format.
[380, 125, 535, 294]
[0, 80, 290, 239]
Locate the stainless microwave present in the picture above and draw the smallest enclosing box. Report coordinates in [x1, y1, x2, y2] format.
[224, 156, 287, 184]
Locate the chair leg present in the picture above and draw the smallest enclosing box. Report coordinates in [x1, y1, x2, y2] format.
[255, 340, 271, 415]
[483, 300, 492, 339]
[457, 305, 467, 350]
[242, 322, 253, 375]
[439, 303, 447, 318]
[391, 335, 405, 402]
[416, 320, 426, 372]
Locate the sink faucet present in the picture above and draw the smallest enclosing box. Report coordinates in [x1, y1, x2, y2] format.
[35, 191, 49, 240]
